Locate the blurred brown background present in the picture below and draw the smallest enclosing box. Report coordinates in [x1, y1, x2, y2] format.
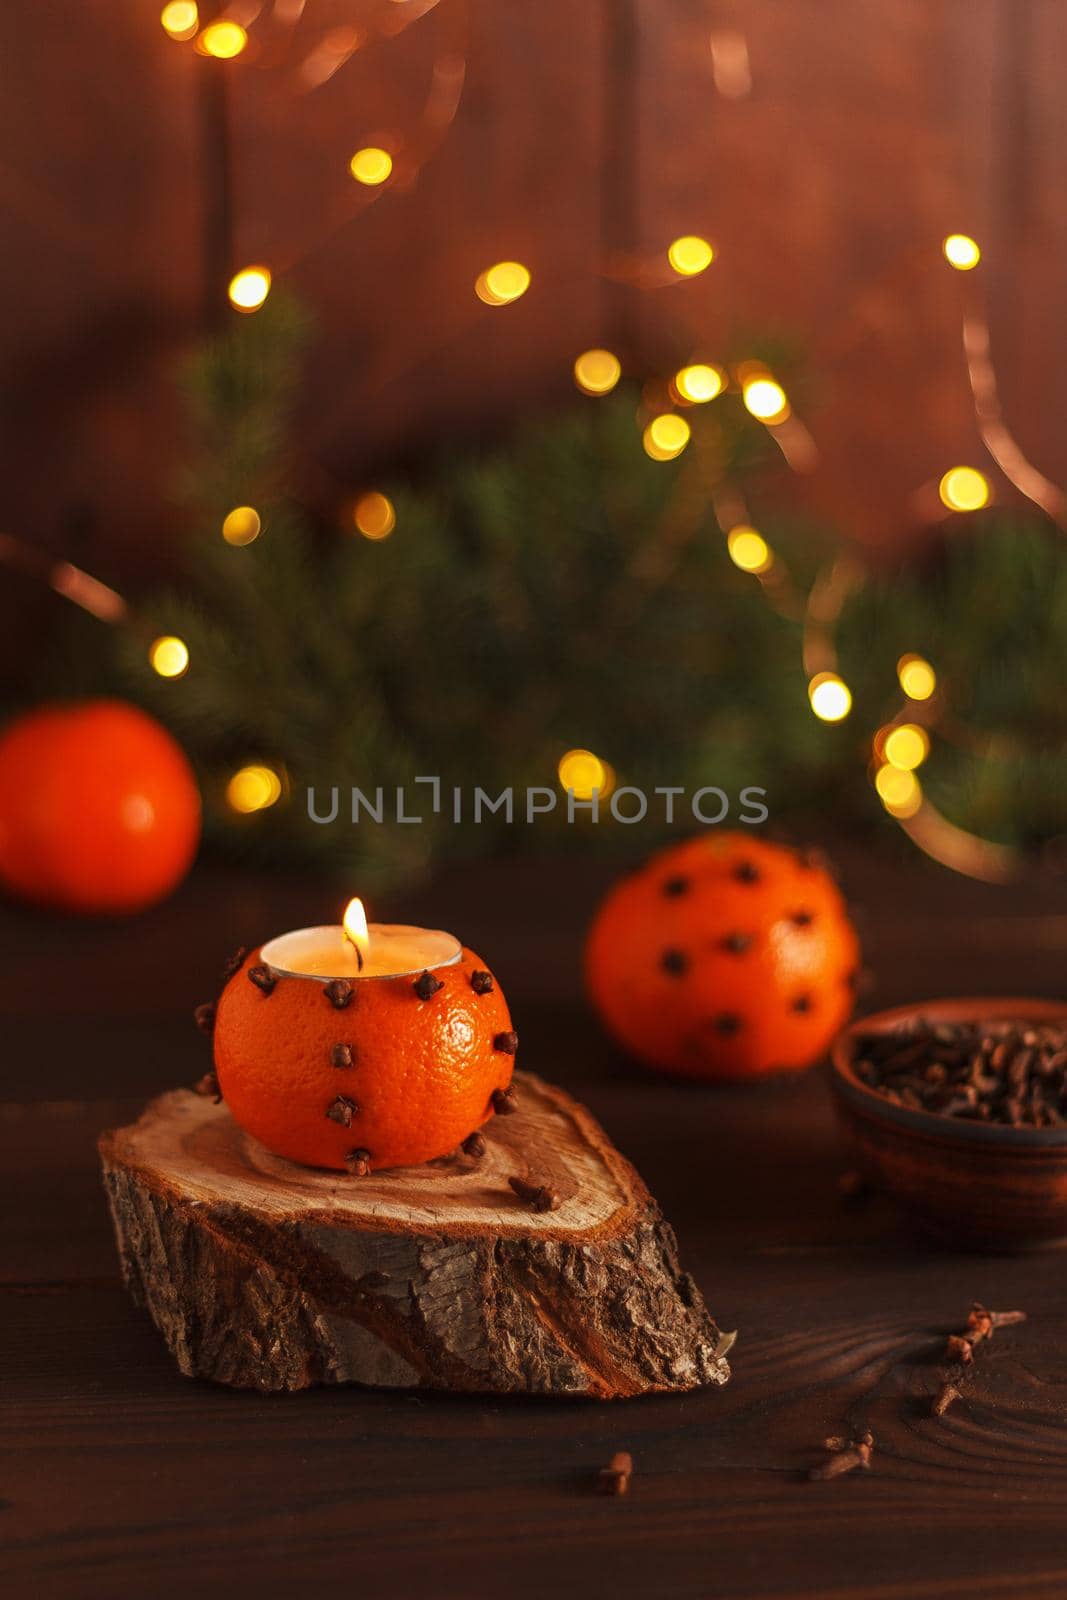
[1, 0, 1063, 590]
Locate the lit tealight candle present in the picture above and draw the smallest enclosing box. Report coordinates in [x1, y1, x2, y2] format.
[259, 897, 462, 980]
[214, 897, 516, 1173]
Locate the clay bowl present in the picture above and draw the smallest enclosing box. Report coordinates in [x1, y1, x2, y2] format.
[831, 997, 1067, 1249]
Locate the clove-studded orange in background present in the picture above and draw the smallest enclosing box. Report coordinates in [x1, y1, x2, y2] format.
[586, 833, 861, 1081]
[212, 946, 517, 1170]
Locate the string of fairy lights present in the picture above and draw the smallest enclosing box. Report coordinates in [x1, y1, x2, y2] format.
[7, 6, 1063, 877]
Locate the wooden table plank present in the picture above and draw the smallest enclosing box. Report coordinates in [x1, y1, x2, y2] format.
[4, 854, 1067, 1597]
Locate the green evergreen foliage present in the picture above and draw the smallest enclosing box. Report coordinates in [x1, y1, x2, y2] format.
[108, 292, 1066, 883]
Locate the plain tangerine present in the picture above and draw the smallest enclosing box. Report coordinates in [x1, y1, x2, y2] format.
[585, 832, 861, 1081]
[0, 699, 200, 914]
[214, 946, 515, 1171]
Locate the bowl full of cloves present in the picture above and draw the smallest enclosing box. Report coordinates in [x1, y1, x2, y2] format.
[831, 998, 1067, 1249]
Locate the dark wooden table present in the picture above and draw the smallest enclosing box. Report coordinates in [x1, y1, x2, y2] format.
[5, 847, 1067, 1600]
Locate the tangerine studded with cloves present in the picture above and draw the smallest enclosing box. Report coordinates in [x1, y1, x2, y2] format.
[585, 832, 860, 1080]
[214, 946, 515, 1171]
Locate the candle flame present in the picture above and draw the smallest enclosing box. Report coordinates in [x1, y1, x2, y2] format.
[342, 897, 369, 971]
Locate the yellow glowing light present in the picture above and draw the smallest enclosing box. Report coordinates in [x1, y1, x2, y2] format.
[642, 413, 691, 461]
[667, 235, 714, 277]
[197, 19, 247, 57]
[222, 505, 262, 546]
[573, 348, 621, 396]
[149, 635, 189, 679]
[226, 764, 282, 814]
[943, 233, 981, 271]
[475, 261, 531, 306]
[897, 653, 937, 701]
[875, 764, 923, 818]
[353, 491, 396, 540]
[742, 377, 791, 423]
[343, 897, 370, 962]
[557, 748, 613, 800]
[808, 672, 852, 722]
[349, 147, 393, 186]
[675, 363, 724, 404]
[884, 723, 930, 772]
[228, 265, 271, 312]
[160, 1, 199, 41]
[727, 525, 773, 574]
[938, 465, 990, 512]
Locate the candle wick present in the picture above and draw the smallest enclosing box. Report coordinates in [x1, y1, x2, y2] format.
[355, 943, 364, 973]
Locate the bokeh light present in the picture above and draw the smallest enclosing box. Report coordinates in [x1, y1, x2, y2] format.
[558, 748, 614, 800]
[228, 266, 271, 312]
[475, 261, 531, 306]
[883, 723, 930, 771]
[939, 465, 990, 512]
[227, 764, 282, 814]
[675, 363, 724, 403]
[642, 414, 691, 461]
[222, 506, 262, 546]
[349, 147, 393, 186]
[808, 671, 852, 722]
[897, 653, 937, 701]
[875, 764, 923, 817]
[353, 491, 396, 540]
[149, 635, 189, 679]
[667, 236, 714, 276]
[197, 19, 247, 57]
[160, 2, 199, 41]
[943, 234, 981, 271]
[573, 349, 621, 396]
[742, 377, 790, 423]
[727, 525, 773, 574]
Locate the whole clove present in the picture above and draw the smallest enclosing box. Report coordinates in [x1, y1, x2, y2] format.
[222, 946, 249, 981]
[491, 1086, 518, 1115]
[462, 1130, 487, 1158]
[247, 964, 276, 996]
[193, 1071, 222, 1103]
[508, 1174, 560, 1213]
[732, 860, 761, 884]
[493, 1030, 519, 1055]
[413, 970, 444, 1000]
[323, 978, 353, 1010]
[943, 1302, 1027, 1366]
[852, 1017, 1067, 1127]
[193, 1002, 216, 1034]
[810, 1432, 874, 1482]
[469, 969, 494, 994]
[326, 1095, 358, 1127]
[597, 1452, 633, 1496]
[931, 1382, 961, 1417]
[330, 1042, 354, 1069]
[345, 1148, 372, 1177]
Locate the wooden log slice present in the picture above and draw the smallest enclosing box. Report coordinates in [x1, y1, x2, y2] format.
[99, 1071, 732, 1398]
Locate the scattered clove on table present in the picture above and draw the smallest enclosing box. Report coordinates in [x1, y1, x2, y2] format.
[597, 1451, 634, 1496]
[929, 1301, 1027, 1419]
[931, 1382, 961, 1417]
[809, 1432, 874, 1482]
